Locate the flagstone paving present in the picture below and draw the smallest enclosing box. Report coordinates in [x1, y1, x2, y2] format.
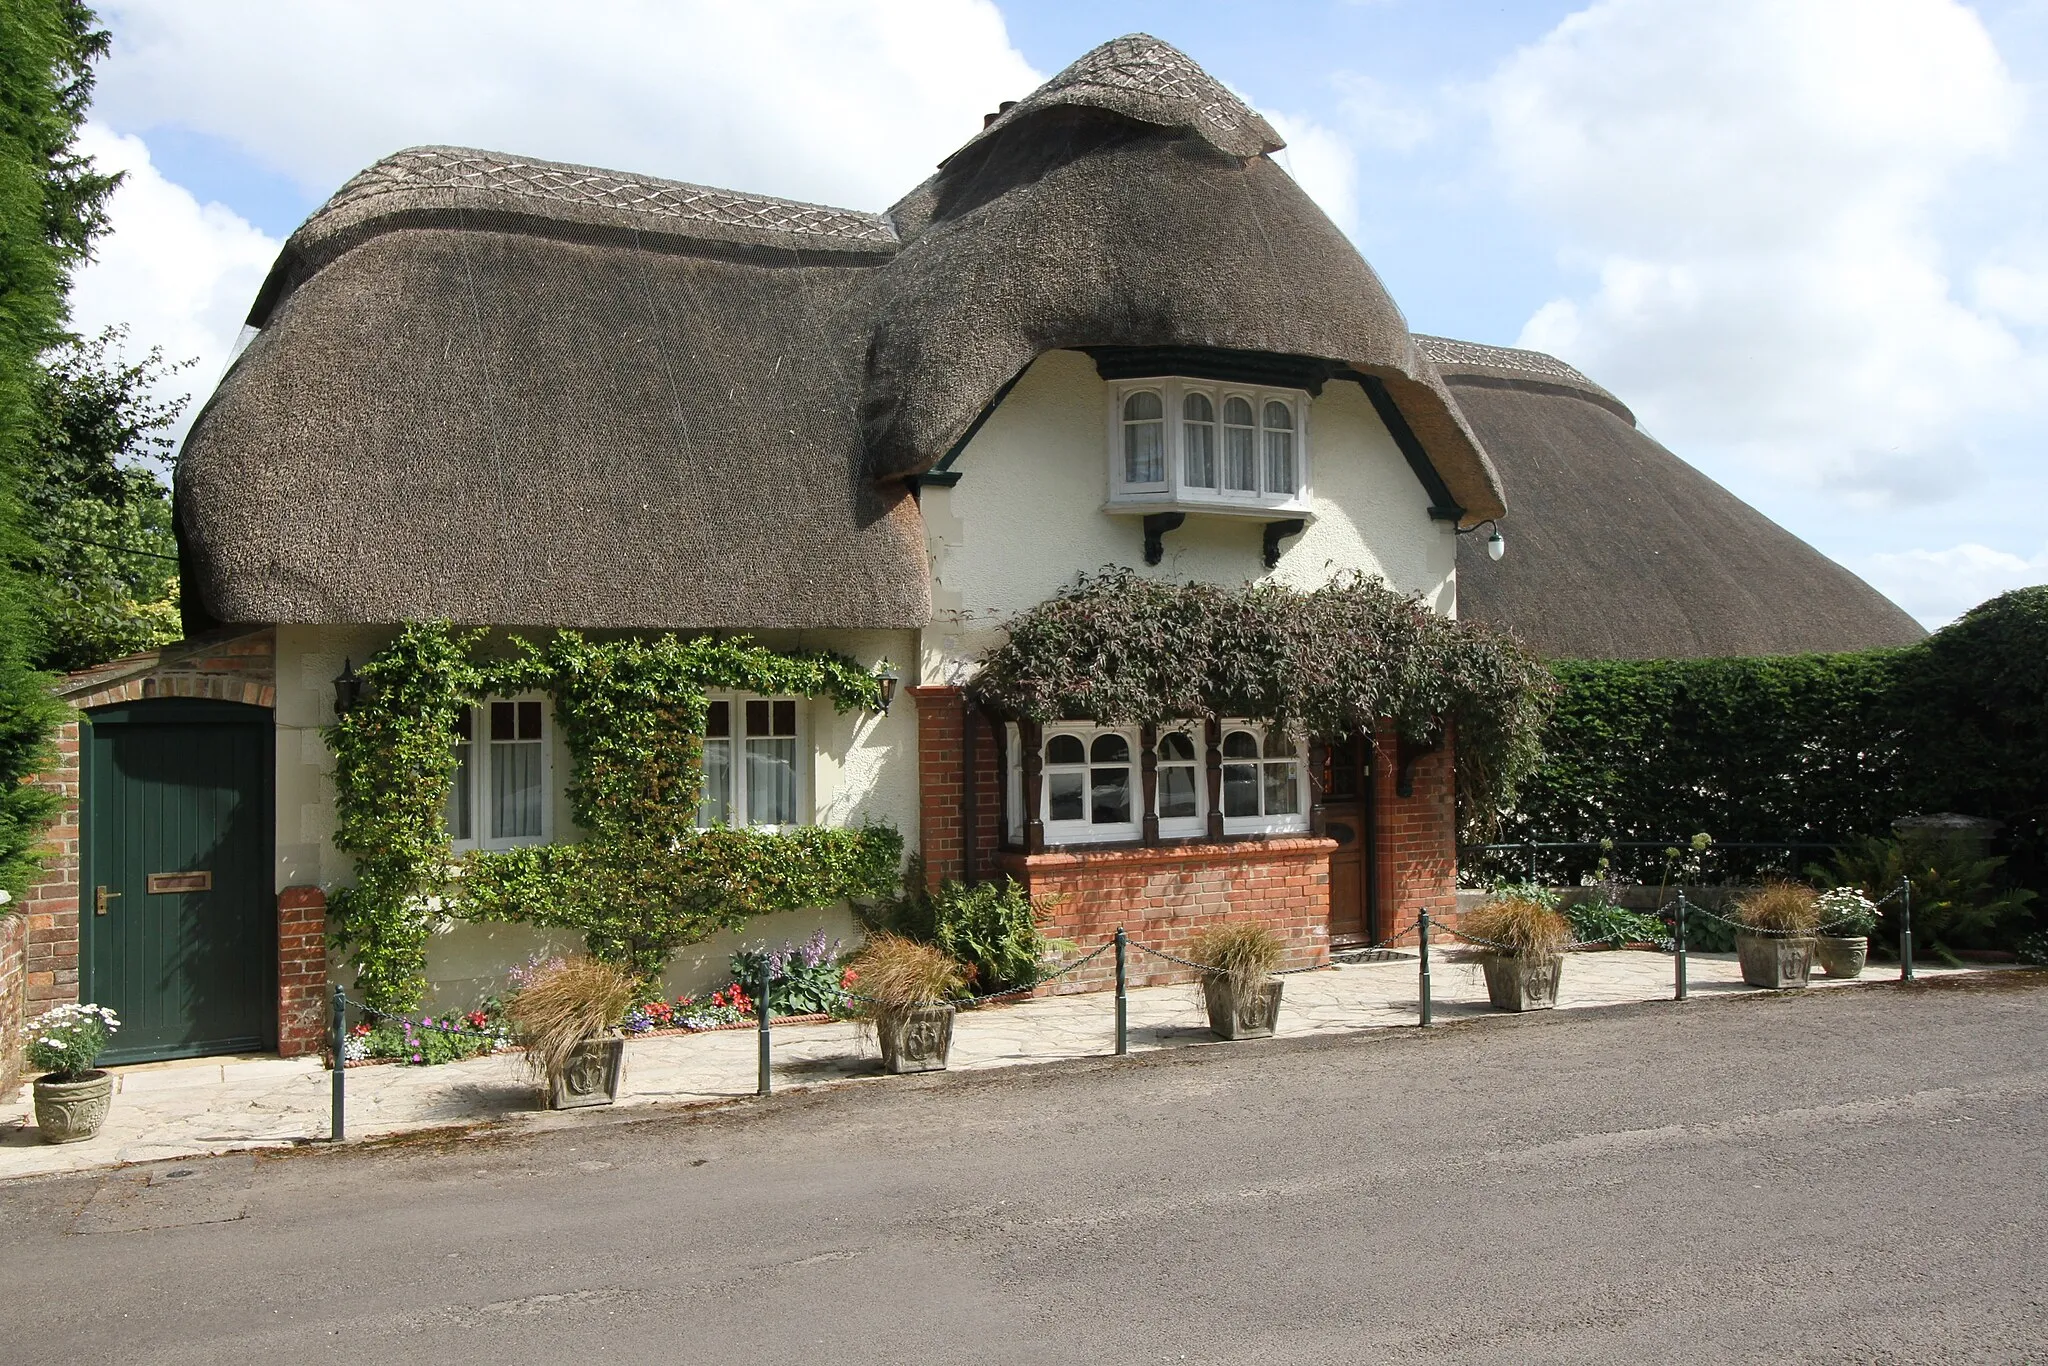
[0, 949, 2000, 1181]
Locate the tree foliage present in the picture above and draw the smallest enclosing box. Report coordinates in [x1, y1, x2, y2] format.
[968, 569, 1557, 839]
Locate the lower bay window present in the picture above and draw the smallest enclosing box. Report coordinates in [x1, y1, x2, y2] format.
[697, 695, 804, 830]
[446, 696, 552, 850]
[1008, 720, 1308, 847]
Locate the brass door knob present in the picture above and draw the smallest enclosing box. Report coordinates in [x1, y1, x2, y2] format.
[94, 886, 122, 916]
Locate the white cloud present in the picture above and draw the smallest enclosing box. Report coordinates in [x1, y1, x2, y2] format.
[1859, 542, 2048, 627]
[65, 123, 281, 442]
[92, 1, 1040, 213]
[1332, 73, 1433, 152]
[1486, 0, 2044, 507]
[1266, 110, 1362, 238]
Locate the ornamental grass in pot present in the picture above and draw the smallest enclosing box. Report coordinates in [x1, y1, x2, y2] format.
[505, 957, 637, 1109]
[1462, 895, 1572, 1012]
[1732, 883, 1820, 989]
[847, 932, 965, 1074]
[1812, 887, 1879, 979]
[27, 1003, 121, 1143]
[1190, 923, 1286, 1040]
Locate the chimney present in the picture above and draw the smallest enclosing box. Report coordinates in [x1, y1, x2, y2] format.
[981, 99, 1019, 129]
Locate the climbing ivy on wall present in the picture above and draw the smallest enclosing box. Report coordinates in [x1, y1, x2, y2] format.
[969, 570, 1557, 839]
[325, 623, 897, 1012]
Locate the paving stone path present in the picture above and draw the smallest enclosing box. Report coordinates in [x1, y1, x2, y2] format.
[0, 948, 1995, 1181]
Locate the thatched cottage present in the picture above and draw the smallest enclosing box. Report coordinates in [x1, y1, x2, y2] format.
[11, 36, 1920, 1065]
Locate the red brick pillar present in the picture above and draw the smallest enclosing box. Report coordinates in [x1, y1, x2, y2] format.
[911, 686, 963, 888]
[1374, 724, 1459, 939]
[0, 911, 26, 1093]
[277, 886, 329, 1057]
[22, 719, 82, 1018]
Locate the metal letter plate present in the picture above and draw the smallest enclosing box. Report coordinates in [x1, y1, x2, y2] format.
[147, 871, 212, 894]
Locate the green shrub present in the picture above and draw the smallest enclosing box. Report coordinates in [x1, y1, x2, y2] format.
[863, 868, 1067, 994]
[1816, 833, 2035, 956]
[1561, 894, 1673, 951]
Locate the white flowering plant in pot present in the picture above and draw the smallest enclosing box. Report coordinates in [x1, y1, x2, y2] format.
[26, 1003, 121, 1144]
[1813, 886, 1880, 979]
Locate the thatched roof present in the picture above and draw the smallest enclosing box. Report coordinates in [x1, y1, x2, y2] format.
[176, 34, 1503, 632]
[1426, 337, 1926, 660]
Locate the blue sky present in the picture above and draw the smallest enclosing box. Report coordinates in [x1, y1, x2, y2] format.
[65, 1, 2048, 627]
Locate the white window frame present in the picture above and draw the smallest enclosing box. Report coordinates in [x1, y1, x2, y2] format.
[447, 693, 554, 853]
[1218, 722, 1309, 837]
[1153, 724, 1208, 840]
[696, 693, 809, 832]
[1105, 377, 1312, 513]
[1040, 724, 1142, 845]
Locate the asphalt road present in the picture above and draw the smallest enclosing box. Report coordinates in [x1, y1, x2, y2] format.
[4, 974, 2046, 1365]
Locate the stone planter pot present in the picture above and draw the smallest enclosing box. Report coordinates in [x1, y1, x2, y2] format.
[1480, 952, 1564, 1012]
[548, 1035, 625, 1110]
[1735, 932, 1815, 989]
[1201, 976, 1284, 1040]
[33, 1070, 114, 1143]
[877, 1003, 955, 1074]
[1815, 935, 1869, 979]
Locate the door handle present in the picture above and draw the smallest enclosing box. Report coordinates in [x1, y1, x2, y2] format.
[95, 886, 121, 916]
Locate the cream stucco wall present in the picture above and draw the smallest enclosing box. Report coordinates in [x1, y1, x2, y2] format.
[275, 624, 917, 1006]
[918, 349, 1458, 682]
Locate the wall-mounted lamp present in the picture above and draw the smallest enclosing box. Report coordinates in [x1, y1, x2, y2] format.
[333, 658, 363, 717]
[1458, 519, 1507, 562]
[873, 661, 900, 715]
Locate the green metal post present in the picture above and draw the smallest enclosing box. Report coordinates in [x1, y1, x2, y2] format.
[757, 961, 772, 1095]
[1900, 877, 1914, 982]
[329, 983, 346, 1142]
[1418, 910, 1432, 1028]
[1114, 927, 1128, 1056]
[1675, 891, 1689, 1002]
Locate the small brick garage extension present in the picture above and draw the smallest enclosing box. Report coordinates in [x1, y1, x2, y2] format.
[912, 686, 1461, 988]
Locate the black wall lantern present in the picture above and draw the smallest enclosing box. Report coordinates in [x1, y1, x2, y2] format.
[333, 658, 363, 718]
[873, 661, 900, 714]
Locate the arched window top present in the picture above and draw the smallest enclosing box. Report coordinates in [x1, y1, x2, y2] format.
[1091, 733, 1131, 764]
[1222, 730, 1260, 759]
[1158, 731, 1197, 762]
[1046, 733, 1085, 765]
[1223, 395, 1255, 426]
[1123, 390, 1163, 422]
[1183, 392, 1214, 423]
[1263, 400, 1293, 430]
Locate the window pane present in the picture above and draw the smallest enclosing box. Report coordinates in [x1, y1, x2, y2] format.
[772, 699, 797, 736]
[1183, 392, 1214, 422]
[1125, 418, 1164, 485]
[453, 707, 473, 742]
[1158, 765, 1198, 818]
[705, 700, 730, 738]
[1158, 731, 1196, 762]
[1224, 424, 1256, 492]
[1264, 427, 1295, 495]
[490, 701, 515, 742]
[491, 741, 543, 839]
[698, 738, 732, 826]
[446, 741, 472, 841]
[1090, 733, 1130, 764]
[1224, 396, 1254, 426]
[1123, 390, 1163, 421]
[1048, 772, 1085, 822]
[1223, 731, 1260, 759]
[1264, 761, 1301, 815]
[1223, 763, 1259, 817]
[1263, 730, 1296, 759]
[1046, 734, 1085, 765]
[1091, 767, 1131, 824]
[745, 737, 797, 825]
[1263, 400, 1294, 431]
[745, 699, 771, 737]
[1183, 394, 1216, 489]
[517, 700, 543, 740]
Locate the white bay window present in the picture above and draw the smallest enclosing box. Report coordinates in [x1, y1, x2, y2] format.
[446, 697, 552, 850]
[1106, 378, 1311, 513]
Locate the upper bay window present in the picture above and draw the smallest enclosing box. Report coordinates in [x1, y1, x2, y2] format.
[698, 695, 805, 830]
[1107, 378, 1310, 514]
[446, 696, 552, 851]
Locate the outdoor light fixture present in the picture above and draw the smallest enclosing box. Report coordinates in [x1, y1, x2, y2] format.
[873, 661, 900, 714]
[333, 659, 362, 718]
[1487, 528, 1506, 561]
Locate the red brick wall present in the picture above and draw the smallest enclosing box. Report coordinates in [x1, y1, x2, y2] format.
[1375, 724, 1459, 941]
[910, 685, 1003, 888]
[997, 838, 1336, 994]
[21, 720, 81, 1021]
[277, 887, 329, 1058]
[0, 911, 26, 1093]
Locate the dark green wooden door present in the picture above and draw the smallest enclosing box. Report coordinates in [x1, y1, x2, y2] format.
[83, 699, 275, 1064]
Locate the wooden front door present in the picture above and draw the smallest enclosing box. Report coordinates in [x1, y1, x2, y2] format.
[1322, 735, 1376, 948]
[82, 699, 276, 1064]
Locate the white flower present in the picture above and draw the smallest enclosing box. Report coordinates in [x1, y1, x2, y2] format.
[0, 888, 12, 905]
